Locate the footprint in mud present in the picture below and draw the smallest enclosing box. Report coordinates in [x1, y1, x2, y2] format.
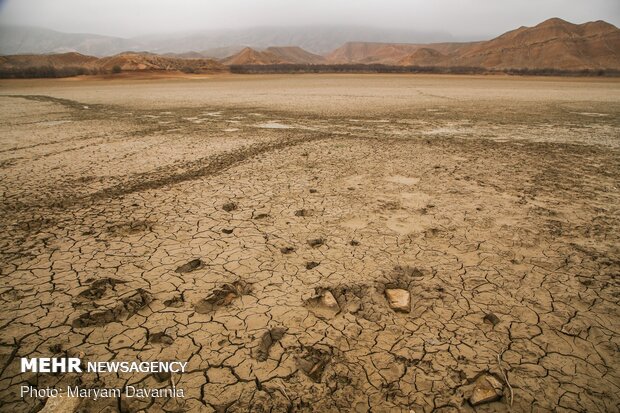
[106, 220, 152, 236]
[74, 277, 126, 306]
[163, 293, 184, 308]
[72, 289, 152, 328]
[1, 289, 23, 302]
[149, 332, 174, 346]
[383, 265, 425, 289]
[254, 327, 287, 361]
[296, 347, 331, 383]
[175, 258, 204, 273]
[307, 237, 326, 248]
[194, 281, 252, 314]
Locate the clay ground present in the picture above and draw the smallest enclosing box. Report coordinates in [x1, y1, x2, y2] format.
[0, 74, 619, 412]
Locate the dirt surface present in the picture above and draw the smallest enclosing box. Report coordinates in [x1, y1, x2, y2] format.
[0, 74, 619, 412]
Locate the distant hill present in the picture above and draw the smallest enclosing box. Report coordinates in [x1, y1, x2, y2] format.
[391, 18, 620, 70]
[221, 46, 325, 65]
[446, 18, 620, 70]
[0, 25, 140, 56]
[0, 52, 225, 77]
[220, 47, 288, 65]
[325, 42, 468, 65]
[2, 18, 619, 76]
[0, 52, 99, 69]
[0, 25, 453, 57]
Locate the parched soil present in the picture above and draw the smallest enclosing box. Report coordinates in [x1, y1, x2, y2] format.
[0, 75, 619, 412]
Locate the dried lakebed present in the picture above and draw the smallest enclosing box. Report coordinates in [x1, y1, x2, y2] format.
[0, 75, 619, 412]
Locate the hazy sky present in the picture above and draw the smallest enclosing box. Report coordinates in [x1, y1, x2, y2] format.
[0, 0, 618, 38]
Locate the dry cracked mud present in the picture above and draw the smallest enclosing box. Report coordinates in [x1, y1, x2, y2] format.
[0, 74, 619, 412]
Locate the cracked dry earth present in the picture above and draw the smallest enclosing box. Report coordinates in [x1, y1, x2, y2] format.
[0, 75, 619, 412]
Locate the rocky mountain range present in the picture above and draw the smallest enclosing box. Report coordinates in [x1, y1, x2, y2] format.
[1, 18, 618, 74]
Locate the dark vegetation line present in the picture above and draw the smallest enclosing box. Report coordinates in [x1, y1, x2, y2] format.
[0, 66, 109, 78]
[2, 64, 620, 78]
[1, 64, 619, 78]
[231, 64, 620, 77]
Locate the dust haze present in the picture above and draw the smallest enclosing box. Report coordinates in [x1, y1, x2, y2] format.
[0, 0, 619, 39]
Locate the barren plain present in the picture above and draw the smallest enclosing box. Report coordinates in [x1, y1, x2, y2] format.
[0, 74, 619, 412]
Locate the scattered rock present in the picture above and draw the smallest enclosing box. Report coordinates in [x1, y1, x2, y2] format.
[39, 396, 80, 413]
[175, 258, 204, 273]
[306, 261, 320, 270]
[349, 240, 360, 246]
[309, 188, 318, 193]
[307, 237, 325, 248]
[194, 281, 251, 314]
[483, 313, 500, 326]
[385, 289, 411, 313]
[222, 202, 237, 212]
[253, 213, 270, 219]
[280, 246, 295, 254]
[254, 327, 287, 361]
[222, 228, 234, 234]
[306, 290, 340, 319]
[153, 371, 171, 383]
[470, 374, 504, 406]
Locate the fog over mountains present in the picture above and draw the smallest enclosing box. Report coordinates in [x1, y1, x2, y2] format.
[0, 25, 456, 57]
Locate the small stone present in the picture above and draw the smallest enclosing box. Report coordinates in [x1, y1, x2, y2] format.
[470, 374, 504, 406]
[307, 290, 340, 319]
[222, 202, 237, 212]
[306, 261, 320, 270]
[39, 396, 80, 413]
[483, 313, 500, 326]
[385, 289, 410, 313]
[307, 238, 325, 248]
[321, 291, 339, 310]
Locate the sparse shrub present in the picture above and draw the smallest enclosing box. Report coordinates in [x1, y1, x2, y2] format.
[112, 65, 122, 74]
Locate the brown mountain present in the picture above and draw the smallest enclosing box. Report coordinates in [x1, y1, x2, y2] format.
[220, 46, 325, 65]
[397, 48, 448, 66]
[220, 47, 287, 65]
[326, 42, 469, 65]
[449, 18, 620, 70]
[393, 18, 620, 70]
[264, 47, 325, 64]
